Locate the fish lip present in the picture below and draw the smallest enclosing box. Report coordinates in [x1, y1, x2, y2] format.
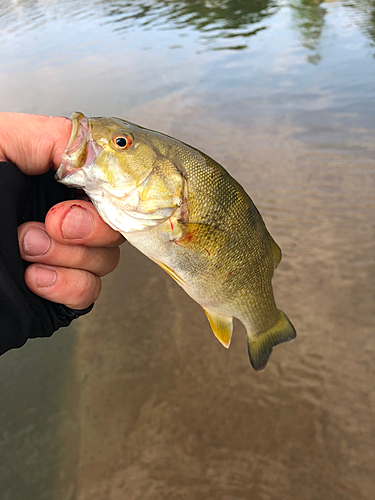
[55, 112, 102, 182]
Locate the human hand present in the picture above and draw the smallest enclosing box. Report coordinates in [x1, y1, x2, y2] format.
[17, 201, 124, 309]
[0, 112, 124, 311]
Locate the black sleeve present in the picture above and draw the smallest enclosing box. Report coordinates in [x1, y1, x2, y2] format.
[0, 162, 93, 356]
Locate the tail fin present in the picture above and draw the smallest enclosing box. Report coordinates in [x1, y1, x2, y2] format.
[247, 311, 296, 372]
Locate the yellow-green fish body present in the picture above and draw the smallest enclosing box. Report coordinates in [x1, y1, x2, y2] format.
[56, 112, 296, 371]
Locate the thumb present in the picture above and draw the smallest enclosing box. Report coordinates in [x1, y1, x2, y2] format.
[0, 113, 72, 175]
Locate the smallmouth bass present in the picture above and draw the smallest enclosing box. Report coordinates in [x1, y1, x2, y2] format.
[56, 112, 296, 371]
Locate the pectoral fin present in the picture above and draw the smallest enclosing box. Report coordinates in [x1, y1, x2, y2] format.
[174, 222, 216, 257]
[203, 308, 233, 348]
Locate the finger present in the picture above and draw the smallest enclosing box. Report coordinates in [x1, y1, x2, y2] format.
[24, 264, 101, 310]
[45, 200, 125, 248]
[18, 222, 120, 277]
[0, 113, 72, 174]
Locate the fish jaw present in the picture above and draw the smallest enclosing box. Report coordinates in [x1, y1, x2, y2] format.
[55, 111, 102, 190]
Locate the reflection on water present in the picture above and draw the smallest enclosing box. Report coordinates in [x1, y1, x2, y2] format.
[0, 0, 278, 51]
[100, 0, 278, 51]
[1, 0, 375, 57]
[344, 0, 375, 56]
[289, 0, 327, 64]
[0, 1, 375, 500]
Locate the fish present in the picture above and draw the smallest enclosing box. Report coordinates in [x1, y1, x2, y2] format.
[56, 112, 296, 371]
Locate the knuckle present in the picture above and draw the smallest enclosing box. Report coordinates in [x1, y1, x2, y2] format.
[76, 246, 91, 269]
[110, 247, 121, 271]
[97, 247, 121, 276]
[69, 271, 101, 310]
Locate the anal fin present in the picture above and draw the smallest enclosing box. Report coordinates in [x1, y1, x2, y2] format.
[203, 308, 233, 348]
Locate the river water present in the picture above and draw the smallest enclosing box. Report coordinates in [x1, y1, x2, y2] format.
[0, 1, 374, 499]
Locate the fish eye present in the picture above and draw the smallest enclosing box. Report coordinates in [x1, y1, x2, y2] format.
[112, 132, 133, 149]
[116, 137, 127, 147]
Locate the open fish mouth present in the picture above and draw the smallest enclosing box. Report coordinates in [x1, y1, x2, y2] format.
[55, 112, 102, 182]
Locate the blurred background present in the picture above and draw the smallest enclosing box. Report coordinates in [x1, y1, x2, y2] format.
[0, 1, 374, 499]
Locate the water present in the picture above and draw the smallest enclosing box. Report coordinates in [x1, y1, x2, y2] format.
[0, 1, 374, 499]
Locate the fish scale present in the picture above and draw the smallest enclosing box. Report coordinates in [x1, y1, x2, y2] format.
[56, 112, 296, 371]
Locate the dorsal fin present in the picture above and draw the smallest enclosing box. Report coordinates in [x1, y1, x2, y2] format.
[270, 237, 282, 269]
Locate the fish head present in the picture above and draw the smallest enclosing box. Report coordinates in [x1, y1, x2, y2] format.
[56, 112, 157, 197]
[56, 112, 185, 233]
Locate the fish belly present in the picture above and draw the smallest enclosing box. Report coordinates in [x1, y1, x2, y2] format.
[124, 224, 279, 331]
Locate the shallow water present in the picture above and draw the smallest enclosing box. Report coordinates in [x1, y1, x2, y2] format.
[0, 1, 374, 499]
